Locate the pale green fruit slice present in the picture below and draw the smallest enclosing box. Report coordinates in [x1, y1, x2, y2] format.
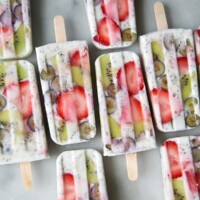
[108, 116, 121, 138]
[151, 41, 164, 62]
[17, 62, 28, 81]
[180, 74, 192, 101]
[86, 159, 98, 184]
[57, 120, 68, 142]
[71, 66, 84, 86]
[172, 180, 186, 200]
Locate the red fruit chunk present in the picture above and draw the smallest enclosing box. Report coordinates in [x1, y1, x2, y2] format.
[185, 170, 198, 193]
[69, 51, 81, 66]
[57, 86, 88, 122]
[177, 57, 189, 76]
[165, 141, 182, 179]
[130, 97, 143, 123]
[117, 0, 129, 21]
[93, 17, 120, 46]
[117, 61, 144, 95]
[195, 29, 200, 38]
[120, 97, 132, 124]
[63, 173, 76, 200]
[195, 172, 200, 193]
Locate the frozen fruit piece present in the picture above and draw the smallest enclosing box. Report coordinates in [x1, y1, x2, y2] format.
[79, 121, 94, 140]
[177, 57, 189, 76]
[180, 74, 192, 101]
[154, 60, 165, 77]
[63, 173, 76, 200]
[151, 41, 164, 62]
[93, 17, 120, 46]
[87, 159, 98, 184]
[131, 98, 143, 123]
[106, 83, 117, 97]
[185, 170, 198, 193]
[106, 96, 116, 114]
[184, 97, 198, 113]
[0, 95, 6, 111]
[158, 75, 168, 90]
[40, 65, 55, 81]
[172, 180, 186, 200]
[117, 0, 129, 21]
[71, 66, 84, 86]
[90, 185, 100, 200]
[108, 115, 121, 138]
[58, 120, 68, 142]
[17, 62, 28, 81]
[192, 148, 200, 162]
[13, 4, 22, 21]
[122, 28, 137, 42]
[27, 115, 35, 132]
[165, 141, 182, 179]
[51, 75, 61, 92]
[185, 114, 199, 127]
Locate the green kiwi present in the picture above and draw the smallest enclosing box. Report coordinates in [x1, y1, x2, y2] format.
[192, 148, 200, 162]
[14, 24, 26, 56]
[151, 41, 164, 62]
[86, 159, 98, 184]
[154, 60, 165, 77]
[158, 75, 168, 89]
[17, 62, 28, 81]
[106, 96, 116, 114]
[0, 63, 6, 91]
[172, 180, 186, 200]
[57, 120, 68, 142]
[108, 115, 121, 138]
[180, 74, 192, 101]
[185, 113, 199, 127]
[134, 121, 145, 139]
[0, 95, 6, 111]
[100, 55, 113, 87]
[184, 97, 198, 113]
[122, 28, 137, 42]
[106, 83, 117, 97]
[71, 66, 84, 86]
[40, 65, 55, 81]
[79, 121, 94, 140]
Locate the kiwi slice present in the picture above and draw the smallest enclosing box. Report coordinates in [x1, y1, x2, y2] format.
[71, 66, 84, 86]
[86, 160, 98, 184]
[14, 24, 26, 56]
[185, 113, 199, 127]
[154, 60, 165, 77]
[79, 121, 94, 140]
[172, 180, 186, 200]
[158, 75, 168, 89]
[90, 185, 100, 200]
[100, 55, 113, 87]
[151, 41, 164, 62]
[17, 62, 28, 81]
[180, 74, 192, 101]
[192, 148, 200, 162]
[108, 115, 122, 138]
[40, 65, 55, 81]
[106, 96, 116, 114]
[57, 120, 68, 142]
[51, 75, 61, 92]
[134, 121, 145, 139]
[106, 83, 117, 97]
[0, 95, 6, 111]
[0, 63, 6, 91]
[122, 28, 137, 42]
[184, 97, 198, 113]
[27, 115, 35, 132]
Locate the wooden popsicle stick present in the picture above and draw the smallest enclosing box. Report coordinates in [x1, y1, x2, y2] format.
[154, 2, 168, 30]
[20, 162, 33, 190]
[54, 15, 138, 181]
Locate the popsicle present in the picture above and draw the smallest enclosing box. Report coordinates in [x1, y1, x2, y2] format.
[57, 149, 108, 200]
[140, 2, 200, 132]
[194, 28, 200, 72]
[0, 0, 32, 60]
[160, 136, 200, 200]
[36, 16, 96, 145]
[0, 60, 48, 188]
[84, 0, 137, 49]
[95, 51, 156, 156]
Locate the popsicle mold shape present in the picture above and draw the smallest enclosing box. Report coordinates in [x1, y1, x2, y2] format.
[0, 60, 48, 165]
[161, 136, 200, 200]
[140, 29, 200, 132]
[0, 0, 32, 60]
[57, 149, 108, 200]
[36, 41, 96, 145]
[95, 51, 156, 156]
[85, 0, 137, 49]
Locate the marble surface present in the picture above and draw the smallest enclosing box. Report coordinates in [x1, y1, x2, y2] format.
[1, 0, 200, 199]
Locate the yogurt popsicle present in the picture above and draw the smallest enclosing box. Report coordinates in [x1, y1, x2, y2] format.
[57, 149, 108, 200]
[140, 3, 200, 132]
[0, 60, 48, 165]
[160, 136, 200, 200]
[95, 51, 156, 156]
[85, 0, 137, 49]
[36, 17, 96, 145]
[0, 0, 32, 60]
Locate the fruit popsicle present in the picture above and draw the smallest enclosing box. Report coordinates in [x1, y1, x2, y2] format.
[0, 0, 32, 60]
[140, 3, 200, 132]
[36, 41, 96, 145]
[57, 149, 108, 200]
[85, 0, 137, 49]
[95, 51, 156, 156]
[0, 60, 48, 165]
[160, 136, 200, 200]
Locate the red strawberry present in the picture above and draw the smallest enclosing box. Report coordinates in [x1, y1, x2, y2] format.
[117, 61, 144, 95]
[3, 81, 32, 119]
[63, 173, 76, 200]
[69, 50, 81, 66]
[195, 29, 200, 38]
[120, 97, 132, 124]
[185, 170, 198, 193]
[165, 141, 182, 179]
[195, 172, 200, 193]
[177, 57, 189, 76]
[117, 0, 129, 21]
[158, 89, 172, 124]
[57, 86, 88, 122]
[93, 17, 120, 46]
[130, 97, 143, 123]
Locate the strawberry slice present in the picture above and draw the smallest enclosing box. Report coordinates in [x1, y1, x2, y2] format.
[57, 86, 88, 121]
[63, 173, 76, 200]
[117, 61, 144, 95]
[195, 29, 200, 38]
[69, 50, 81, 66]
[93, 17, 120, 46]
[185, 170, 198, 193]
[130, 97, 143, 123]
[165, 141, 182, 179]
[117, 0, 129, 21]
[177, 57, 189, 76]
[3, 80, 32, 119]
[120, 97, 132, 124]
[195, 172, 200, 193]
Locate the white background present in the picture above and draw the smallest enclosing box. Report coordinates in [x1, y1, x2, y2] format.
[1, 0, 200, 199]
